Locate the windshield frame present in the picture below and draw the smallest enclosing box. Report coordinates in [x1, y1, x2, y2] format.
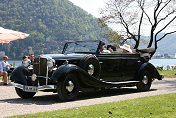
[62, 40, 101, 54]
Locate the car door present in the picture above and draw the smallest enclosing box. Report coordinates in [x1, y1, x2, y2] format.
[97, 53, 123, 82]
[119, 53, 140, 81]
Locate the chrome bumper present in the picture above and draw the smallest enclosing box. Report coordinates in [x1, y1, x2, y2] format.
[8, 82, 56, 91]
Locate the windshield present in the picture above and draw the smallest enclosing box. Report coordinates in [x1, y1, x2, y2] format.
[63, 40, 100, 54]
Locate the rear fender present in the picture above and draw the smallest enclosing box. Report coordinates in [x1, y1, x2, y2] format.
[10, 66, 30, 85]
[138, 62, 161, 80]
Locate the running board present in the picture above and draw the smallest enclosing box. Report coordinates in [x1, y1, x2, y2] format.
[105, 81, 140, 85]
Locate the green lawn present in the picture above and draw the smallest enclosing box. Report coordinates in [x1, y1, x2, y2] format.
[9, 93, 176, 118]
[159, 70, 176, 78]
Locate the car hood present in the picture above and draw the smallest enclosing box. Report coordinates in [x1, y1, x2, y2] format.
[39, 53, 88, 60]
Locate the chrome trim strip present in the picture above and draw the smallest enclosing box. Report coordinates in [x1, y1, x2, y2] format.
[8, 82, 55, 91]
[46, 66, 48, 85]
[105, 81, 140, 85]
[29, 75, 49, 79]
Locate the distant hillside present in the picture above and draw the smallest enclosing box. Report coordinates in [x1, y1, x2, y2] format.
[156, 33, 176, 55]
[137, 33, 176, 55]
[0, 0, 109, 59]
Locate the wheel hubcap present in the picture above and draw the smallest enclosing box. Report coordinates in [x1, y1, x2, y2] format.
[142, 75, 148, 84]
[88, 64, 94, 75]
[66, 81, 74, 92]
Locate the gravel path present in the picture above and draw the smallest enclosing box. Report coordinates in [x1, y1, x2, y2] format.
[0, 78, 176, 118]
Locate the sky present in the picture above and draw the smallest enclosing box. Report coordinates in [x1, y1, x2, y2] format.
[69, 0, 108, 18]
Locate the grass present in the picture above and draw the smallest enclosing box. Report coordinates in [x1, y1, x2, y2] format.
[159, 70, 176, 78]
[9, 93, 176, 118]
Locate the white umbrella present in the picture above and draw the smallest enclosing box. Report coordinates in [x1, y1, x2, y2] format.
[0, 27, 30, 43]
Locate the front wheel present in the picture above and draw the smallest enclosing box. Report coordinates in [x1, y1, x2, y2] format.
[57, 73, 79, 101]
[137, 70, 152, 91]
[15, 87, 36, 99]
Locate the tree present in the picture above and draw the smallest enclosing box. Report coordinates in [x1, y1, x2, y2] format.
[0, 0, 109, 59]
[99, 0, 176, 51]
[103, 31, 122, 48]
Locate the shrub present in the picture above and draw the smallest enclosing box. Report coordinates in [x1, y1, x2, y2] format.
[156, 66, 164, 71]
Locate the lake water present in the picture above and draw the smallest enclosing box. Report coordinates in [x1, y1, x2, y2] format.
[7, 60, 22, 67]
[149, 59, 176, 67]
[6, 59, 176, 68]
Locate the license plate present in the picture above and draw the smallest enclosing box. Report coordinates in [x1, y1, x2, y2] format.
[23, 86, 38, 92]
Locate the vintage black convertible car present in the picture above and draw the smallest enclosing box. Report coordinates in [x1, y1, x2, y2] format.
[9, 40, 163, 101]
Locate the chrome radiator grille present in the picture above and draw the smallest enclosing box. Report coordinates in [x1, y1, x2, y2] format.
[33, 57, 47, 76]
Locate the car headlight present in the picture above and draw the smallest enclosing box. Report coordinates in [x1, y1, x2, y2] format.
[47, 59, 54, 68]
[47, 58, 55, 71]
[31, 74, 37, 81]
[40, 55, 55, 70]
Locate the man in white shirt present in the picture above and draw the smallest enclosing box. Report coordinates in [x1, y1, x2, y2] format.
[0, 56, 9, 85]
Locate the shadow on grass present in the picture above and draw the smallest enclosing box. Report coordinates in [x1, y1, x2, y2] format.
[0, 87, 157, 105]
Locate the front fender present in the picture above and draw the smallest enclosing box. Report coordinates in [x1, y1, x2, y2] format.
[138, 62, 162, 80]
[51, 64, 118, 88]
[10, 66, 29, 85]
[52, 64, 80, 83]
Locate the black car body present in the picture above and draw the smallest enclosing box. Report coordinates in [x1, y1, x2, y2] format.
[9, 40, 163, 101]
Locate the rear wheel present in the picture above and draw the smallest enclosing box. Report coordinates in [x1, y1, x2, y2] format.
[137, 70, 152, 91]
[57, 73, 79, 101]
